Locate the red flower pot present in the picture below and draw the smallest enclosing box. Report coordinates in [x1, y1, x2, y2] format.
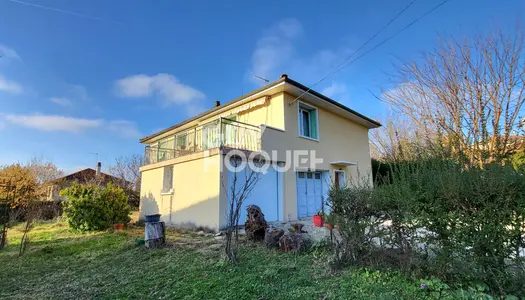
[113, 223, 124, 231]
[312, 215, 324, 227]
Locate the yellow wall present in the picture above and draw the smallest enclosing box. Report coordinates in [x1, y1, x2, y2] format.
[236, 93, 285, 130]
[261, 93, 373, 220]
[140, 154, 221, 229]
[140, 88, 375, 228]
[146, 93, 285, 147]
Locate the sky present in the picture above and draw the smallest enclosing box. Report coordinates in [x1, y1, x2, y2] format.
[0, 0, 523, 173]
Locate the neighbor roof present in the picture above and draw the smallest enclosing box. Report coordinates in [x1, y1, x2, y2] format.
[140, 75, 381, 143]
[53, 168, 126, 186]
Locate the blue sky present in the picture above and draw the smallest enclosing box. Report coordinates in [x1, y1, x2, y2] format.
[0, 0, 523, 173]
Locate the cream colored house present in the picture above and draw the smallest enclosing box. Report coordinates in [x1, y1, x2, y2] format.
[139, 74, 381, 230]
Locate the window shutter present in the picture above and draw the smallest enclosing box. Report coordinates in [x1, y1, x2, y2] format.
[309, 110, 317, 139]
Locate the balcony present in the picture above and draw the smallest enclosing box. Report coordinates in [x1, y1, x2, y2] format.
[143, 118, 261, 165]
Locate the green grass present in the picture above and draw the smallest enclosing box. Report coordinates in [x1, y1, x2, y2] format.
[0, 221, 428, 300]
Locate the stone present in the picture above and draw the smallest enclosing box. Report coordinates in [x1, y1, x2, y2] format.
[244, 205, 268, 241]
[291, 223, 304, 233]
[207, 244, 222, 251]
[264, 226, 284, 248]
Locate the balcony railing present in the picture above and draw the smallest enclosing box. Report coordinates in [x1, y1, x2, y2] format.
[143, 118, 261, 165]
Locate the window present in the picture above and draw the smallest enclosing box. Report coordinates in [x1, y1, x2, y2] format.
[298, 102, 318, 140]
[314, 172, 321, 179]
[162, 166, 173, 193]
[298, 172, 305, 178]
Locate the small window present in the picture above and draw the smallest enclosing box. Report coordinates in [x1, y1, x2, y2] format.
[298, 172, 305, 178]
[307, 172, 313, 179]
[298, 102, 318, 139]
[314, 173, 321, 179]
[162, 166, 173, 193]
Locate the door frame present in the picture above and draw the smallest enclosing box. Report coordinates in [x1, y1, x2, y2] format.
[334, 170, 346, 188]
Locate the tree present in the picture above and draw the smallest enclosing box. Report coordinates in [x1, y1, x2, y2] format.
[0, 164, 39, 208]
[108, 154, 142, 208]
[0, 176, 16, 250]
[222, 155, 263, 262]
[369, 111, 437, 162]
[382, 29, 525, 167]
[25, 156, 64, 200]
[26, 156, 64, 185]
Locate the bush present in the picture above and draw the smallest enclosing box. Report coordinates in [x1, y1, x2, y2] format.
[61, 182, 131, 232]
[330, 160, 525, 297]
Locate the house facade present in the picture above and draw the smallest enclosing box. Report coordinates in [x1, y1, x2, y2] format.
[139, 75, 381, 230]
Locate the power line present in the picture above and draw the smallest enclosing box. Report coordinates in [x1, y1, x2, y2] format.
[3, 0, 122, 25]
[290, 0, 452, 105]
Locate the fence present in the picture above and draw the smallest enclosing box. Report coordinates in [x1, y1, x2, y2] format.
[143, 118, 260, 165]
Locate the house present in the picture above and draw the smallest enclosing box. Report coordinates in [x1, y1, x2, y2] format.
[46, 162, 127, 201]
[139, 74, 381, 230]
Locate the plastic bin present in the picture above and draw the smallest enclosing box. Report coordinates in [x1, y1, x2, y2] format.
[145, 214, 161, 222]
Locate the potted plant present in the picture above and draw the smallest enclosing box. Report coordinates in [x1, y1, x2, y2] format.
[312, 210, 324, 227]
[113, 223, 124, 231]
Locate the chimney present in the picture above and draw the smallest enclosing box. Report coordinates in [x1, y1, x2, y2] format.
[96, 162, 101, 176]
[214, 100, 221, 107]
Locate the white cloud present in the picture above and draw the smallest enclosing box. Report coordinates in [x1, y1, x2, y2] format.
[5, 113, 141, 138]
[6, 114, 102, 133]
[0, 45, 21, 62]
[0, 74, 23, 94]
[322, 81, 348, 98]
[50, 97, 73, 107]
[248, 18, 303, 84]
[247, 19, 350, 85]
[114, 73, 205, 105]
[107, 120, 141, 139]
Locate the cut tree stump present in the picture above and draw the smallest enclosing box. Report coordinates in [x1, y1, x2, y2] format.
[245, 205, 267, 241]
[278, 232, 304, 253]
[264, 227, 284, 248]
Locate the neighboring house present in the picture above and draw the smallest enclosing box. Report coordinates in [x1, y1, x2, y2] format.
[139, 74, 381, 230]
[46, 163, 127, 201]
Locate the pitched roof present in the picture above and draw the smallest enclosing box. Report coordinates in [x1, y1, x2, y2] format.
[140, 75, 381, 143]
[54, 168, 126, 186]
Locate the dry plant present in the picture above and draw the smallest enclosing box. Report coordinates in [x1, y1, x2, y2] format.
[382, 28, 525, 167]
[18, 201, 42, 256]
[221, 154, 263, 263]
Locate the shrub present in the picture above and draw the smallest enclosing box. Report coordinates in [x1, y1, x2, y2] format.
[61, 182, 130, 232]
[330, 159, 525, 297]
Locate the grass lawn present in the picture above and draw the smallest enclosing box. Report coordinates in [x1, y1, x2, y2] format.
[0, 221, 429, 300]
